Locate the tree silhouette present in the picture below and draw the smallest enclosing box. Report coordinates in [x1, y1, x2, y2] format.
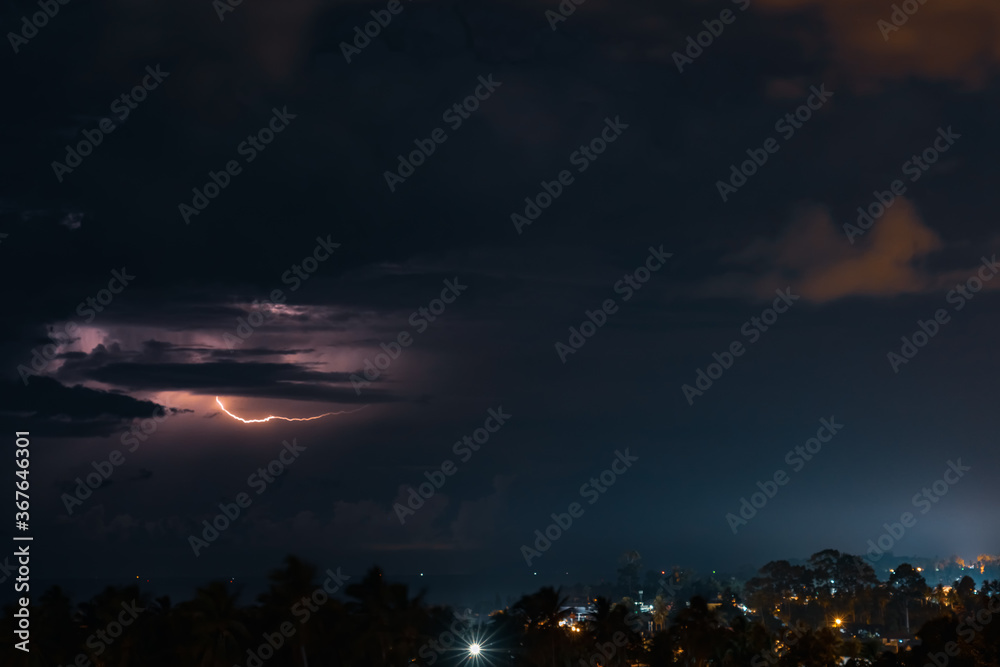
[777, 625, 841, 667]
[177, 581, 250, 666]
[346, 566, 429, 667]
[888, 564, 927, 633]
[1, 552, 999, 667]
[584, 597, 641, 667]
[668, 596, 725, 667]
[512, 586, 571, 667]
[258, 555, 322, 666]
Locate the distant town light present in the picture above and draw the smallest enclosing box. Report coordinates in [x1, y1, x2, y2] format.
[469, 643, 481, 657]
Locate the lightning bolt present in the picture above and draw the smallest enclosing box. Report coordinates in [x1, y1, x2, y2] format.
[215, 396, 368, 423]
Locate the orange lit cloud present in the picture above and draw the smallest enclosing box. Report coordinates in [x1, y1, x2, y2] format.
[754, 0, 1000, 89]
[724, 198, 999, 303]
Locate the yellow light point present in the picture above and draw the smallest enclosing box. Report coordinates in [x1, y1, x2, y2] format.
[215, 396, 368, 423]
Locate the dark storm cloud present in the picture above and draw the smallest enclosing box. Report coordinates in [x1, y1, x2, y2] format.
[0, 376, 161, 420]
[0, 0, 989, 338]
[133, 339, 316, 360]
[82, 359, 353, 388]
[0, 376, 176, 437]
[70, 359, 402, 403]
[45, 337, 405, 402]
[205, 346, 316, 358]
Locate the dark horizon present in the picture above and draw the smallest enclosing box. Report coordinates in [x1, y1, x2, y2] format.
[4, 549, 995, 612]
[6, 548, 1000, 667]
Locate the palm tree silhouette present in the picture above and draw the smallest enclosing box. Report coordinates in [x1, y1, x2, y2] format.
[584, 596, 640, 667]
[512, 586, 571, 667]
[258, 555, 322, 666]
[177, 581, 251, 666]
[668, 596, 725, 667]
[346, 566, 429, 667]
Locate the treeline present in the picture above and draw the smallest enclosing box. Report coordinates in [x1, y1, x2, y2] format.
[741, 549, 1000, 632]
[2, 550, 1000, 667]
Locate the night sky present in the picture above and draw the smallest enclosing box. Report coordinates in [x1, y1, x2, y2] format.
[2, 0, 999, 606]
